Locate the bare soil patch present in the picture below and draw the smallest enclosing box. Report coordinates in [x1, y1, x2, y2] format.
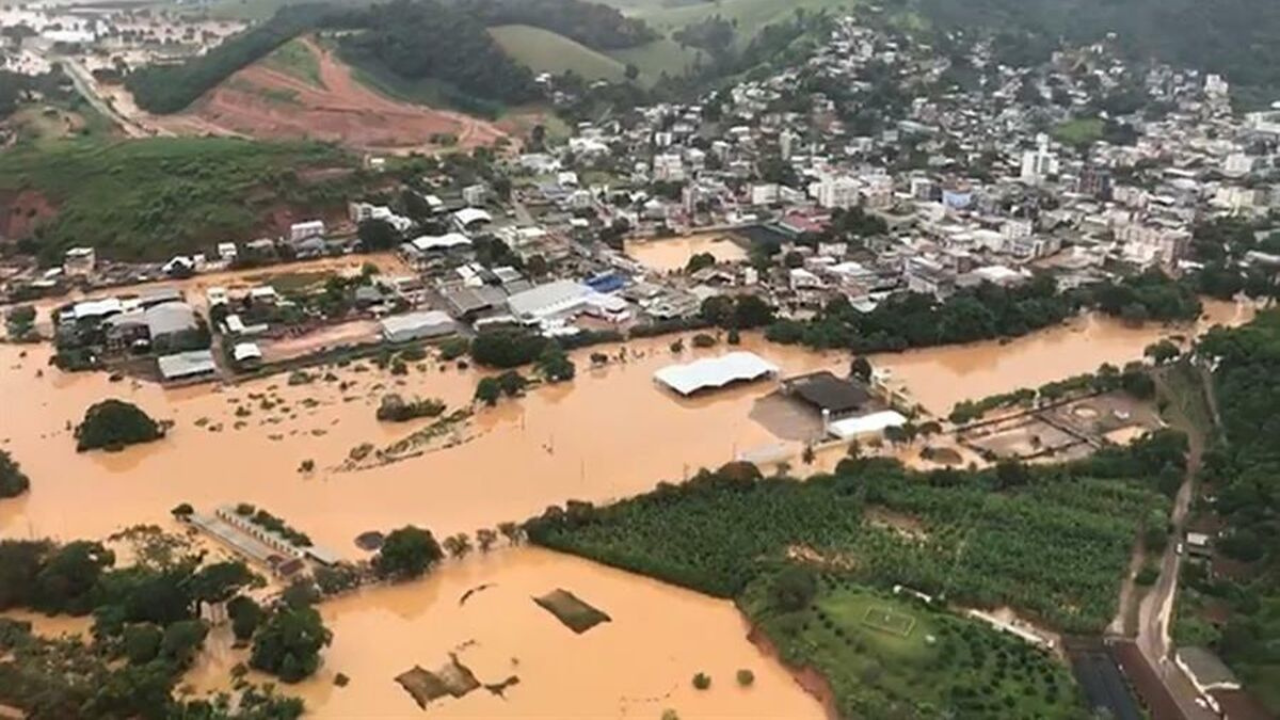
[185, 37, 509, 152]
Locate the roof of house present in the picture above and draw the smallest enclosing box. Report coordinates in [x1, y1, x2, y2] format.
[232, 342, 262, 362]
[72, 298, 124, 321]
[411, 233, 473, 252]
[157, 350, 217, 380]
[145, 301, 198, 337]
[453, 207, 493, 226]
[444, 285, 507, 315]
[380, 311, 455, 339]
[786, 371, 871, 413]
[506, 280, 593, 320]
[827, 410, 908, 440]
[1208, 689, 1274, 720]
[654, 352, 779, 396]
[1177, 647, 1240, 690]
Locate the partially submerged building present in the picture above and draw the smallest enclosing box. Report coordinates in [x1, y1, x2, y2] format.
[654, 352, 780, 396]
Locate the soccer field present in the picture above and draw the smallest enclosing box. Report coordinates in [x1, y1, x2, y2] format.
[862, 606, 916, 637]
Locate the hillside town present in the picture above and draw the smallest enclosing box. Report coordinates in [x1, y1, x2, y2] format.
[5, 16, 1277, 389]
[1, 11, 1278, 720]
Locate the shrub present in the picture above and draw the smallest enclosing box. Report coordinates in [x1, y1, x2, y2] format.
[0, 450, 31, 499]
[736, 668, 755, 686]
[692, 672, 711, 690]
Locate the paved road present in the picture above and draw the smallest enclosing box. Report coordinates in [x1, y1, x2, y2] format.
[1129, 368, 1216, 720]
[62, 58, 154, 138]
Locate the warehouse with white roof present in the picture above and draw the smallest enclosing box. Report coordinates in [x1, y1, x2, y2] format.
[654, 352, 779, 396]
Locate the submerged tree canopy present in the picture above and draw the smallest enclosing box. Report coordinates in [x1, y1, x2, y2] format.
[75, 400, 164, 453]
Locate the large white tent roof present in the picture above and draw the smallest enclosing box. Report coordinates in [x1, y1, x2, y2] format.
[654, 352, 779, 396]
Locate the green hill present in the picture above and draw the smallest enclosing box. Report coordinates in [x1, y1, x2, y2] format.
[627, 0, 857, 45]
[489, 24, 629, 82]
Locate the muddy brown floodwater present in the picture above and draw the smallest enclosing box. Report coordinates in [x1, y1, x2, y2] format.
[0, 291, 1252, 716]
[625, 233, 749, 273]
[184, 546, 825, 718]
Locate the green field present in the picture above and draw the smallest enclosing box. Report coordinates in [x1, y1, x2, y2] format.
[0, 137, 362, 263]
[490, 25, 630, 82]
[624, 0, 858, 44]
[742, 578, 1082, 718]
[1051, 118, 1106, 147]
[607, 37, 700, 83]
[262, 37, 325, 88]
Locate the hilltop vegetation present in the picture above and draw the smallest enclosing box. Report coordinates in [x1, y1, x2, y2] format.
[0, 137, 366, 263]
[906, 0, 1280, 106]
[126, 0, 658, 115]
[1191, 312, 1280, 710]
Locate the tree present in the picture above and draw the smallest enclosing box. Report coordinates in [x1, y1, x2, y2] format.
[850, 356, 873, 383]
[692, 672, 712, 690]
[357, 218, 400, 251]
[1143, 340, 1180, 365]
[686, 252, 716, 274]
[476, 528, 498, 553]
[769, 566, 817, 612]
[34, 540, 115, 614]
[123, 623, 164, 665]
[497, 370, 529, 397]
[160, 619, 209, 667]
[536, 345, 576, 383]
[374, 526, 444, 580]
[475, 377, 502, 406]
[189, 561, 258, 617]
[0, 450, 30, 499]
[498, 521, 523, 545]
[883, 425, 908, 447]
[228, 595, 264, 642]
[736, 668, 755, 686]
[250, 605, 332, 683]
[442, 533, 473, 559]
[625, 63, 639, 81]
[994, 460, 1031, 489]
[75, 399, 163, 452]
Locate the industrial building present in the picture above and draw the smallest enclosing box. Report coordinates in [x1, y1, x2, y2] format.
[654, 352, 779, 396]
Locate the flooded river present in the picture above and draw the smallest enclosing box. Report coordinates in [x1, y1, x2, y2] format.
[625, 233, 749, 273]
[185, 547, 825, 718]
[0, 283, 1252, 715]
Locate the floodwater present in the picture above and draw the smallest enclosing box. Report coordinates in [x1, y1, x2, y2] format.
[184, 547, 825, 719]
[0, 299, 1252, 547]
[0, 273, 1253, 715]
[625, 233, 748, 273]
[872, 299, 1253, 414]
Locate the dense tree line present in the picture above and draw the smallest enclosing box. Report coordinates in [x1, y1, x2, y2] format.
[1087, 269, 1203, 324]
[466, 0, 657, 50]
[767, 275, 1079, 352]
[336, 0, 539, 110]
[1193, 312, 1280, 700]
[527, 435, 1176, 634]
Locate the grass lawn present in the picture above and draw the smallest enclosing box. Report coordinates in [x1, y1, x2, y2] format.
[489, 25, 629, 83]
[1051, 118, 1105, 147]
[607, 38, 700, 84]
[743, 575, 1083, 718]
[629, 0, 858, 45]
[262, 37, 325, 88]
